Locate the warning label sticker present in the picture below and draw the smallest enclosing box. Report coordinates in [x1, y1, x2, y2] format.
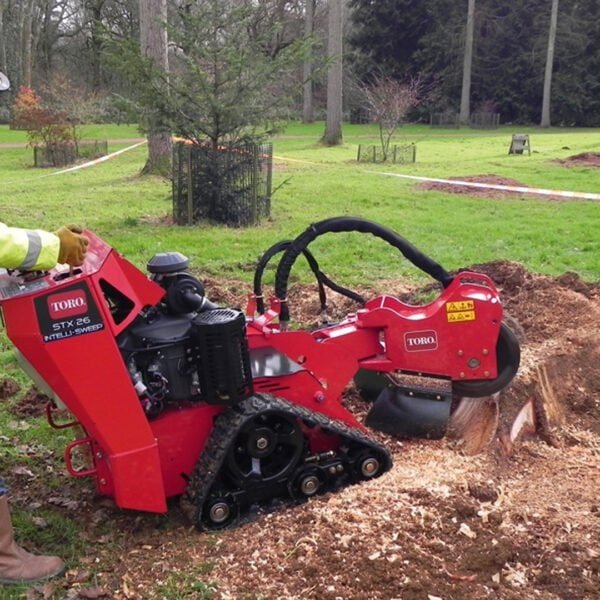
[446, 300, 476, 322]
[446, 300, 474, 312]
[447, 310, 476, 322]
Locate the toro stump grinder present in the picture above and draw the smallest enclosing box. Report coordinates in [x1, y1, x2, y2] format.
[0, 217, 520, 530]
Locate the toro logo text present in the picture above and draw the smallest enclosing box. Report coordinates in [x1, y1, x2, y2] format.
[47, 290, 88, 319]
[404, 330, 438, 352]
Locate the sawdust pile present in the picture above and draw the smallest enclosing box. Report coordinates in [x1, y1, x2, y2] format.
[2, 263, 599, 600]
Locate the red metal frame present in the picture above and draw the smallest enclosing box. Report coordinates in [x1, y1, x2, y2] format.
[0, 230, 504, 514]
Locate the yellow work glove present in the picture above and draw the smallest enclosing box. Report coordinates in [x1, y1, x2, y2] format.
[55, 225, 89, 267]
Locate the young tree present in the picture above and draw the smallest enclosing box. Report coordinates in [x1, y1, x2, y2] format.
[41, 74, 103, 153]
[139, 0, 171, 175]
[12, 85, 74, 165]
[362, 75, 422, 161]
[116, 0, 309, 148]
[323, 0, 343, 145]
[459, 0, 475, 126]
[540, 0, 559, 127]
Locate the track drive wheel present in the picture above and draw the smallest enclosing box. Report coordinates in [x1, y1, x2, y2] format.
[225, 409, 305, 485]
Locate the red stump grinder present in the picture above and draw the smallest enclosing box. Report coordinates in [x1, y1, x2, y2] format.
[0, 217, 520, 529]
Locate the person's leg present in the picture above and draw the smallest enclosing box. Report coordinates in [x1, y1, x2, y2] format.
[0, 487, 65, 585]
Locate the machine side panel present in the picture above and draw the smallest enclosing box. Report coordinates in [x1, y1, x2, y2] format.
[2, 282, 167, 513]
[150, 404, 223, 497]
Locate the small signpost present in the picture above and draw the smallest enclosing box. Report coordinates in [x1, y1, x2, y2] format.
[509, 134, 531, 155]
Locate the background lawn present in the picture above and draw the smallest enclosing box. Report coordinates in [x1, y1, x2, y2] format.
[1, 122, 597, 286]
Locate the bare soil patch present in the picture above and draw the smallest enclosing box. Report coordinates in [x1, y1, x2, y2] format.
[3, 264, 599, 600]
[0, 377, 20, 399]
[420, 175, 567, 201]
[7, 387, 49, 418]
[556, 152, 600, 168]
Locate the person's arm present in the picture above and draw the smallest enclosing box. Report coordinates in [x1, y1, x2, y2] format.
[0, 223, 60, 270]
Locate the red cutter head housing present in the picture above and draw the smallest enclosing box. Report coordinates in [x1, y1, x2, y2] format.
[0, 217, 519, 529]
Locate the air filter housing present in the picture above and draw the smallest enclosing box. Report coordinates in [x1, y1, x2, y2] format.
[193, 308, 253, 405]
[147, 252, 189, 275]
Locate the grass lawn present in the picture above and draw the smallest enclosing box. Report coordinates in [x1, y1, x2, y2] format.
[0, 122, 598, 286]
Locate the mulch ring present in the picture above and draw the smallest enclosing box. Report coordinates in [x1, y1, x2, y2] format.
[419, 174, 567, 201]
[555, 152, 600, 167]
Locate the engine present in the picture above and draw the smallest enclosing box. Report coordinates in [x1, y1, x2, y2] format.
[116, 252, 253, 417]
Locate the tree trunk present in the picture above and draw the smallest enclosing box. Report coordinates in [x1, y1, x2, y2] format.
[21, 0, 35, 88]
[540, 0, 559, 128]
[302, 0, 314, 123]
[39, 1, 52, 80]
[0, 1, 7, 74]
[139, 0, 172, 175]
[88, 1, 106, 91]
[459, 0, 475, 126]
[323, 0, 343, 145]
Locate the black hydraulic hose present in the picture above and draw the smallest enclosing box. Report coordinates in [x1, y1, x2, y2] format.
[254, 240, 366, 315]
[317, 272, 365, 306]
[253, 241, 327, 314]
[275, 217, 454, 322]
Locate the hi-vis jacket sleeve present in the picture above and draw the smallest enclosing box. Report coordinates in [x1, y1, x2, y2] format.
[0, 222, 60, 270]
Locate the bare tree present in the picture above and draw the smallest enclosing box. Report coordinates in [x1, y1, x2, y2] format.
[82, 0, 107, 90]
[302, 0, 314, 123]
[323, 0, 343, 145]
[459, 0, 475, 126]
[139, 0, 171, 175]
[362, 75, 422, 161]
[42, 73, 103, 152]
[540, 0, 559, 127]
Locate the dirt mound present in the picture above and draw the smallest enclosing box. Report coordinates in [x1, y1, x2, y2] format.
[556, 152, 600, 167]
[420, 174, 567, 201]
[467, 261, 599, 342]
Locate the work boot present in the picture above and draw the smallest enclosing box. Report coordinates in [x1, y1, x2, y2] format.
[0, 496, 65, 585]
